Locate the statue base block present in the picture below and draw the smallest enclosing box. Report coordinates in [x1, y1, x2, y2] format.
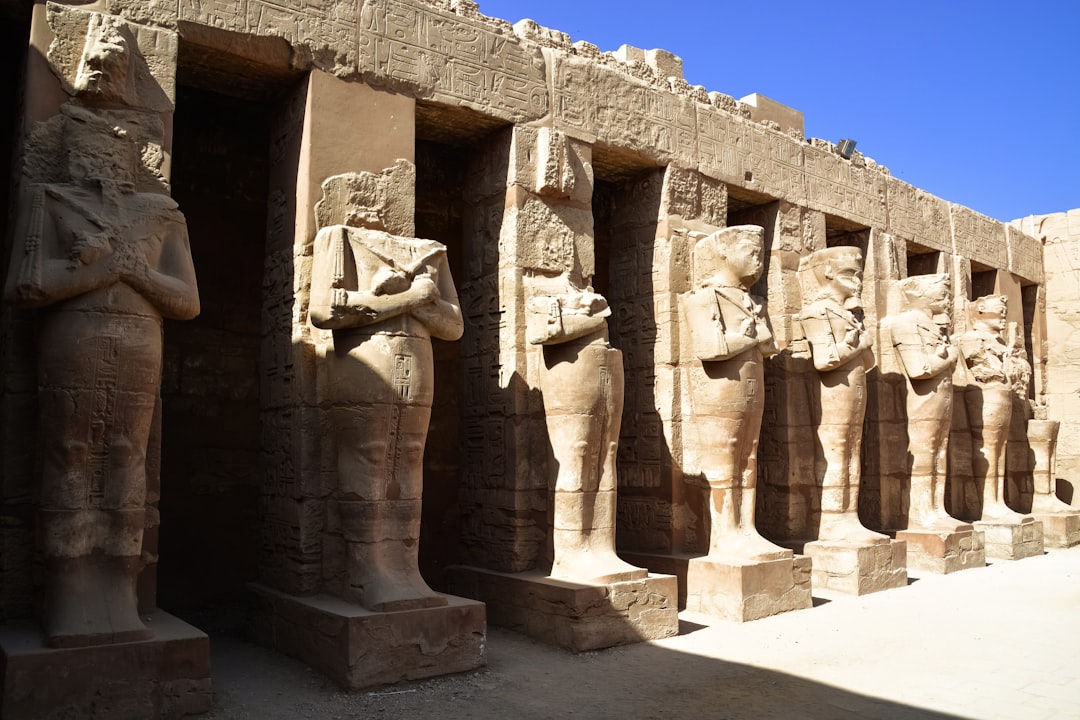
[0, 611, 211, 720]
[621, 551, 812, 622]
[895, 526, 985, 574]
[1030, 512, 1080, 548]
[802, 539, 907, 596]
[248, 583, 486, 689]
[444, 567, 678, 652]
[973, 518, 1044, 560]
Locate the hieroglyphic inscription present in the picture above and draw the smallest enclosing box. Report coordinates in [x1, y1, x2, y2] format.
[554, 55, 696, 166]
[1007, 226, 1042, 283]
[885, 178, 951, 253]
[803, 144, 887, 227]
[358, 0, 546, 121]
[180, 0, 358, 63]
[950, 204, 1007, 269]
[697, 108, 804, 200]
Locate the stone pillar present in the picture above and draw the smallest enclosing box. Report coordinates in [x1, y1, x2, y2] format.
[447, 127, 678, 651]
[247, 71, 484, 688]
[0, 5, 210, 718]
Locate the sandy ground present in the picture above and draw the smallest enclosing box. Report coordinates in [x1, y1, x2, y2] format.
[198, 547, 1080, 720]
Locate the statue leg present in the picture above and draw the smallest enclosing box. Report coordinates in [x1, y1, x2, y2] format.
[335, 403, 445, 611]
[974, 385, 1025, 522]
[700, 414, 785, 561]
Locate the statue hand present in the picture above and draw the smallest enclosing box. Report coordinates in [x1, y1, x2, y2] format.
[413, 274, 439, 303]
[331, 287, 349, 308]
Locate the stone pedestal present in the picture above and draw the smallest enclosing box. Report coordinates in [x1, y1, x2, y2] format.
[622, 551, 812, 622]
[895, 526, 986, 574]
[802, 539, 907, 596]
[248, 584, 486, 689]
[444, 567, 678, 652]
[974, 518, 1045, 560]
[1030, 512, 1080, 548]
[0, 611, 211, 720]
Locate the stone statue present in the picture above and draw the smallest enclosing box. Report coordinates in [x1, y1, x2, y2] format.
[680, 225, 787, 560]
[884, 274, 966, 530]
[798, 247, 886, 544]
[527, 272, 644, 582]
[3, 15, 199, 647]
[957, 295, 1028, 521]
[309, 221, 463, 611]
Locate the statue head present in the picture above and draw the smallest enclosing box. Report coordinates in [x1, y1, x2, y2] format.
[899, 273, 951, 316]
[692, 224, 765, 289]
[971, 294, 1008, 334]
[73, 13, 135, 103]
[800, 246, 864, 308]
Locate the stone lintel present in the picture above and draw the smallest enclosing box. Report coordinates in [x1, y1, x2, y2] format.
[972, 518, 1044, 560]
[895, 527, 986, 574]
[444, 566, 678, 652]
[0, 611, 211, 720]
[802, 539, 908, 596]
[1030, 512, 1080, 548]
[248, 584, 486, 689]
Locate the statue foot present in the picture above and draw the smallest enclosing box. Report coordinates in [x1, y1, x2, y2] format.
[818, 514, 889, 545]
[979, 504, 1031, 524]
[550, 549, 647, 584]
[45, 556, 152, 648]
[360, 571, 448, 612]
[708, 531, 791, 562]
[908, 511, 971, 533]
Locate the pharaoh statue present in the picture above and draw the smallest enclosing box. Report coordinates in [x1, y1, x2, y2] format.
[957, 295, 1029, 521]
[883, 274, 966, 530]
[680, 225, 788, 560]
[309, 190, 463, 611]
[4, 14, 200, 647]
[526, 272, 644, 583]
[798, 247, 886, 544]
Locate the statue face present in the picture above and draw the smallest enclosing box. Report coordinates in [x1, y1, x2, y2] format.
[74, 17, 131, 100]
[923, 276, 952, 315]
[976, 296, 1007, 333]
[729, 232, 764, 287]
[826, 255, 862, 302]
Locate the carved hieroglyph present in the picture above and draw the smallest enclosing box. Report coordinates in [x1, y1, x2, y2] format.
[4, 11, 199, 647]
[798, 247, 887, 544]
[309, 178, 463, 611]
[957, 295, 1030, 522]
[527, 273, 645, 583]
[884, 274, 967, 531]
[680, 225, 789, 560]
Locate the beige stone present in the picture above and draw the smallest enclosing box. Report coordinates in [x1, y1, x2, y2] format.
[1026, 420, 1080, 547]
[803, 539, 907, 596]
[445, 567, 677, 653]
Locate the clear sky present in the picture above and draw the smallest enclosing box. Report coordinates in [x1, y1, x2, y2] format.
[476, 0, 1078, 223]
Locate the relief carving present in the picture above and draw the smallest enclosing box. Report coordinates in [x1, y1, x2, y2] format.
[527, 273, 645, 582]
[798, 247, 887, 544]
[309, 170, 463, 611]
[4, 12, 199, 647]
[680, 226, 788, 560]
[883, 274, 967, 530]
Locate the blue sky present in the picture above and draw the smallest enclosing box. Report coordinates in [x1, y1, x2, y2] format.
[477, 1, 1078, 223]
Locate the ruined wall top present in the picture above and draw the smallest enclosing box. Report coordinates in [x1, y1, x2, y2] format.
[80, 0, 1042, 283]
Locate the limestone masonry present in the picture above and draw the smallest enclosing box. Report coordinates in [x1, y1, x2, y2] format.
[0, 2, 1075, 718]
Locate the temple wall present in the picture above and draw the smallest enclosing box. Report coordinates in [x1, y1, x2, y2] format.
[0, 0, 1061, 627]
[1013, 210, 1080, 507]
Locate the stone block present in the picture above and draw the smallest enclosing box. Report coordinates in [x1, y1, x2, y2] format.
[895, 526, 986, 574]
[973, 518, 1044, 560]
[248, 584, 486, 689]
[445, 567, 677, 652]
[623, 551, 812, 622]
[803, 539, 907, 596]
[0, 611, 211, 720]
[1029, 512, 1079, 549]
